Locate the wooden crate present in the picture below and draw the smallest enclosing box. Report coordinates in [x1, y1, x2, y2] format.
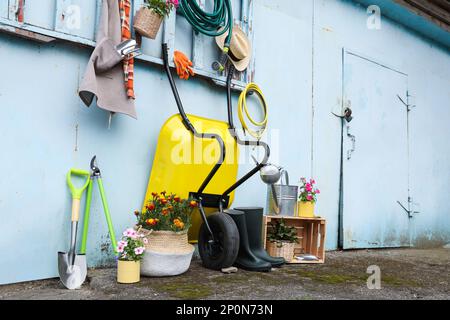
[263, 216, 326, 264]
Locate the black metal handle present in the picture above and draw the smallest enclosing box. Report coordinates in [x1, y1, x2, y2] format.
[162, 43, 226, 195]
[220, 64, 271, 200]
[162, 43, 194, 132]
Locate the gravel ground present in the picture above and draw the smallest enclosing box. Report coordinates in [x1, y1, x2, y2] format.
[1, 248, 449, 300]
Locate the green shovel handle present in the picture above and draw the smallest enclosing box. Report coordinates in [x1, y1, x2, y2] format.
[67, 169, 90, 200]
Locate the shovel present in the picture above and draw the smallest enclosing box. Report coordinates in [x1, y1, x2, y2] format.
[58, 169, 90, 290]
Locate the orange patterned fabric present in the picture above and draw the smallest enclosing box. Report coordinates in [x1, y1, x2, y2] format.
[119, 0, 135, 99]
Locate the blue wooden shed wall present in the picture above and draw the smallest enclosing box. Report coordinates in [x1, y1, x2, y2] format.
[0, 0, 449, 284]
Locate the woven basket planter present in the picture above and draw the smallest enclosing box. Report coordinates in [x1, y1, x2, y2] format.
[138, 228, 194, 277]
[134, 7, 163, 39]
[266, 241, 296, 262]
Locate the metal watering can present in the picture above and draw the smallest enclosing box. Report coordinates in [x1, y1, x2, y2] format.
[265, 168, 298, 216]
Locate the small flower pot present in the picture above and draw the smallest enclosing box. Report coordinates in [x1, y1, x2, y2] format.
[266, 241, 296, 262]
[133, 7, 163, 39]
[297, 201, 315, 218]
[117, 260, 140, 284]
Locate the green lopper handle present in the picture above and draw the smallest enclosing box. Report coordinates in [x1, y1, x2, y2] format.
[67, 169, 90, 200]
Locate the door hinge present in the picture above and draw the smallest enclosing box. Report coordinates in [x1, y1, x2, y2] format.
[397, 91, 416, 112]
[397, 197, 419, 218]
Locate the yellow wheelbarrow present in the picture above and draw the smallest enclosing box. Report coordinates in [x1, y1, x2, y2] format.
[142, 44, 270, 270]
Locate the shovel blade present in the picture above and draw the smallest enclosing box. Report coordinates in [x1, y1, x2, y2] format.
[58, 252, 87, 290]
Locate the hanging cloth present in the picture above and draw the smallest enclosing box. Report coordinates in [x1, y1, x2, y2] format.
[78, 0, 137, 119]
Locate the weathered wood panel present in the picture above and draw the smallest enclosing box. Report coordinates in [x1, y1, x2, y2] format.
[55, 0, 98, 40]
[0, 1, 8, 19]
[23, 0, 56, 30]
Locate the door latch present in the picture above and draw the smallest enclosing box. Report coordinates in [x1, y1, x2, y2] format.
[344, 107, 353, 123]
[346, 126, 356, 160]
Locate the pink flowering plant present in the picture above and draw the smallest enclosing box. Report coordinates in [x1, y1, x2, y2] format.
[117, 228, 146, 262]
[299, 178, 321, 203]
[144, 0, 179, 17]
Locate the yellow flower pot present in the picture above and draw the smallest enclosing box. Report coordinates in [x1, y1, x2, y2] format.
[297, 201, 315, 218]
[117, 260, 140, 284]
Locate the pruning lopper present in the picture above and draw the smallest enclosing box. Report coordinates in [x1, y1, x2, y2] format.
[80, 156, 118, 255]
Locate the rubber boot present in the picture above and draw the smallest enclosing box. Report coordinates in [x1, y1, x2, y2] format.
[235, 207, 286, 268]
[226, 210, 272, 272]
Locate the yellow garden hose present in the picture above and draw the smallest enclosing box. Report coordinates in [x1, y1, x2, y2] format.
[238, 83, 268, 140]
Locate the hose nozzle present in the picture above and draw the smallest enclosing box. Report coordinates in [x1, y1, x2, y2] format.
[212, 47, 230, 72]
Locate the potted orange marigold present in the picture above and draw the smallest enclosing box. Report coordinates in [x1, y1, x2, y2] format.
[135, 192, 197, 277]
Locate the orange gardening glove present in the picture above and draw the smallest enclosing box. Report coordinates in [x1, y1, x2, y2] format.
[174, 50, 195, 80]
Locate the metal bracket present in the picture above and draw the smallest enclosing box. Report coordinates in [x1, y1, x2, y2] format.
[189, 192, 230, 209]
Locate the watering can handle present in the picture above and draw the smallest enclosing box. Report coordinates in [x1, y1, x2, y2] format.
[280, 170, 289, 186]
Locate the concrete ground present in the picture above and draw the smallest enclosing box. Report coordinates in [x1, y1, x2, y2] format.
[1, 248, 449, 300]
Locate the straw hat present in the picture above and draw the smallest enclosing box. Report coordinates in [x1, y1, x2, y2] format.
[215, 24, 252, 72]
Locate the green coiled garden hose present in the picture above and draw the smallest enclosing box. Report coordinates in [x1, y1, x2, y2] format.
[178, 0, 233, 70]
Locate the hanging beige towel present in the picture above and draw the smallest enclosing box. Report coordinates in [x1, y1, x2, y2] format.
[79, 0, 137, 119]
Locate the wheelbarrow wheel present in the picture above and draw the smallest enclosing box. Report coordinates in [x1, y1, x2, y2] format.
[198, 212, 239, 270]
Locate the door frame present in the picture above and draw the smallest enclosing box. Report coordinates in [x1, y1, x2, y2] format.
[337, 48, 410, 249]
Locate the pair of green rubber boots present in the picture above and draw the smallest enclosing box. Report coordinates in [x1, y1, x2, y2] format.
[228, 207, 286, 272]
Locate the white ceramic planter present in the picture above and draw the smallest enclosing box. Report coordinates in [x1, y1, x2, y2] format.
[141, 247, 195, 277]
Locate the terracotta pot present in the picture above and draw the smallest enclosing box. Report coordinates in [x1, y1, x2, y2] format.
[117, 260, 140, 284]
[297, 201, 315, 218]
[133, 7, 163, 39]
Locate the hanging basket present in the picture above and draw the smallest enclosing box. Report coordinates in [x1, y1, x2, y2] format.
[133, 7, 163, 39]
[266, 241, 296, 262]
